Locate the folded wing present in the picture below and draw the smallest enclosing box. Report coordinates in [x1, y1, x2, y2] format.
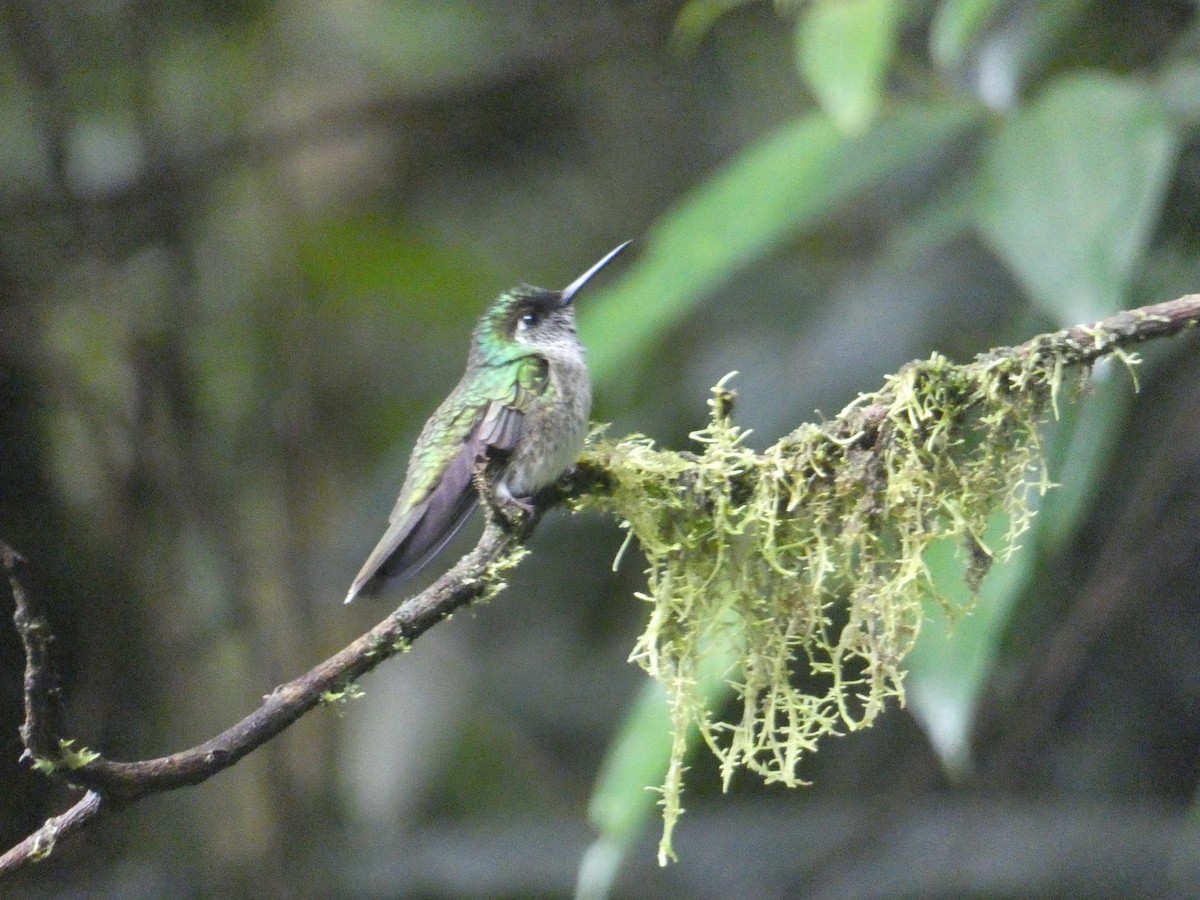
[344, 357, 546, 603]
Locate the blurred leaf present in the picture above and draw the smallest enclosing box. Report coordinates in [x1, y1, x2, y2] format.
[1001, 0, 1094, 92]
[975, 73, 1178, 325]
[318, 0, 505, 91]
[300, 217, 488, 328]
[929, 0, 1006, 72]
[957, 0, 1094, 107]
[575, 838, 625, 900]
[670, 0, 757, 54]
[586, 680, 674, 844]
[1031, 359, 1136, 556]
[583, 99, 983, 390]
[577, 639, 738, 896]
[66, 112, 145, 195]
[1157, 62, 1200, 127]
[907, 512, 1034, 780]
[576, 680, 672, 899]
[153, 31, 261, 145]
[796, 0, 901, 133]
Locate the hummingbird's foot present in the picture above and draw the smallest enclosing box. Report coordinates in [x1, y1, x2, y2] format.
[473, 458, 536, 531]
[494, 483, 536, 530]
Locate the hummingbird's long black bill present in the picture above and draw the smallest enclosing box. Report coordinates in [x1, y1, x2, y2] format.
[560, 240, 631, 303]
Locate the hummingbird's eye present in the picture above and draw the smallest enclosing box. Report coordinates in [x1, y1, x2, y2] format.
[519, 312, 540, 329]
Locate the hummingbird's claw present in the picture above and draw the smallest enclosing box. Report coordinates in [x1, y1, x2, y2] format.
[501, 492, 536, 519]
[473, 456, 535, 530]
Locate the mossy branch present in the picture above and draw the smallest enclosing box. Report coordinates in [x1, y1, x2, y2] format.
[572, 292, 1200, 862]
[2, 293, 1197, 874]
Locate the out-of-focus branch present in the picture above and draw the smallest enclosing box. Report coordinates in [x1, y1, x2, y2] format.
[0, 791, 103, 870]
[3, 544, 62, 762]
[1, 293, 1198, 876]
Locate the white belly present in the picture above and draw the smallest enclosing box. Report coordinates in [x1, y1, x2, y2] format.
[502, 357, 590, 496]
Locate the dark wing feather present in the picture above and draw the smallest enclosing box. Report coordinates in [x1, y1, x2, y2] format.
[344, 398, 527, 603]
[476, 397, 524, 449]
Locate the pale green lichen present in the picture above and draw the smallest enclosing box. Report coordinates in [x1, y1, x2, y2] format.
[29, 738, 101, 775]
[28, 824, 57, 862]
[320, 682, 366, 707]
[579, 341, 1093, 863]
[478, 543, 529, 604]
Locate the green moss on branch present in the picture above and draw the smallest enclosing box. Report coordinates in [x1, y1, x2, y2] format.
[576, 297, 1196, 862]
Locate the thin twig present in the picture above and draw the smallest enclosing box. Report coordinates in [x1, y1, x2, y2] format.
[1021, 293, 1200, 360]
[0, 791, 104, 873]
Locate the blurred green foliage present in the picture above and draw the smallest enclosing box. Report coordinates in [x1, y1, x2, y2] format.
[1, 0, 1199, 897]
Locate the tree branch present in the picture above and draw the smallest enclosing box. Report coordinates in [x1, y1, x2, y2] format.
[1, 292, 1197, 876]
[3, 543, 62, 762]
[0, 513, 532, 875]
[1018, 293, 1200, 361]
[0, 791, 103, 871]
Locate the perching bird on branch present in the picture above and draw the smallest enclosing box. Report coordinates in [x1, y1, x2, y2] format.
[345, 242, 630, 604]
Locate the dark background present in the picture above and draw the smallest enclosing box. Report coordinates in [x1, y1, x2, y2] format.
[2, 1, 1199, 897]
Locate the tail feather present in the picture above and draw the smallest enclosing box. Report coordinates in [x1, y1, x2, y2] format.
[344, 494, 479, 604]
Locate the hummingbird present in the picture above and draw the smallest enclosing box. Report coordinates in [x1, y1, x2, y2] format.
[345, 241, 630, 604]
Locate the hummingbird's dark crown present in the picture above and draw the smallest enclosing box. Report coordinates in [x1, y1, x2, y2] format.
[499, 285, 567, 330]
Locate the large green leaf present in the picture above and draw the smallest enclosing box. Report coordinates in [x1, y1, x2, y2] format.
[1158, 61, 1200, 127]
[585, 680, 675, 848]
[582, 100, 983, 389]
[975, 74, 1179, 324]
[797, 0, 901, 132]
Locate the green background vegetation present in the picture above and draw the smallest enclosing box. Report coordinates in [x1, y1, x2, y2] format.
[2, 0, 1199, 896]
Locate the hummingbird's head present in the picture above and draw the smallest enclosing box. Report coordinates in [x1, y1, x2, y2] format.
[474, 241, 630, 363]
[472, 286, 582, 364]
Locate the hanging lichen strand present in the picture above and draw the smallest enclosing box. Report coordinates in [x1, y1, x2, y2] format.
[578, 339, 1099, 863]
